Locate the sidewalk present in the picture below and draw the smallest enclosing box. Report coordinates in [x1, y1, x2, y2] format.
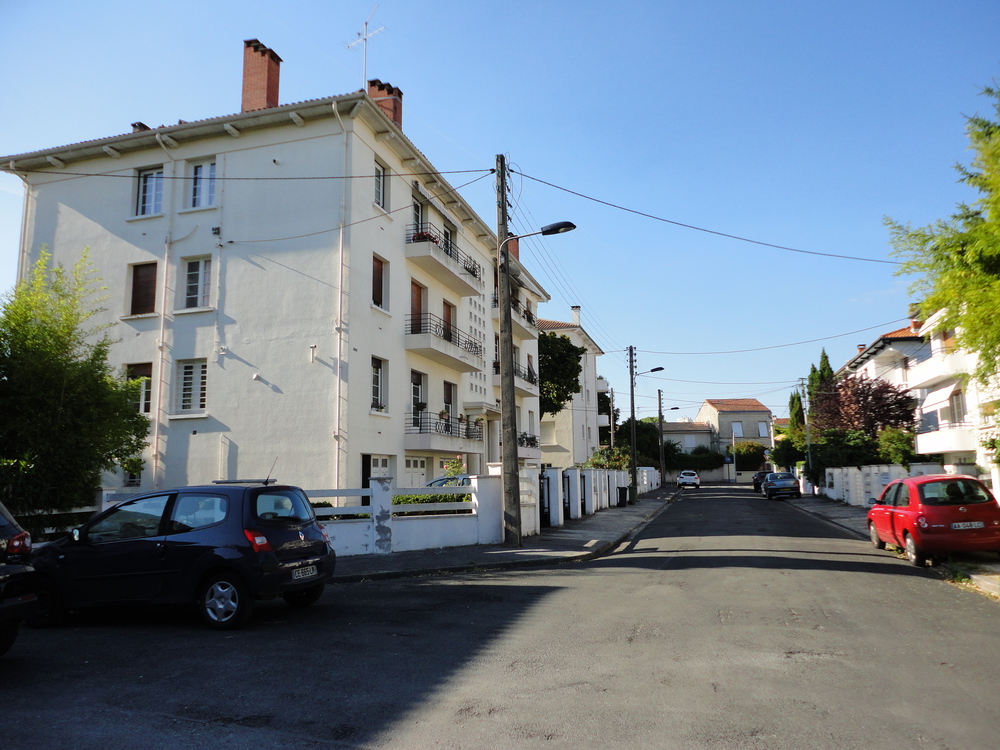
[787, 492, 1000, 597]
[330, 486, 680, 583]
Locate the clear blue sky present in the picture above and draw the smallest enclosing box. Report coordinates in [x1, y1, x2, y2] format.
[2, 0, 998, 422]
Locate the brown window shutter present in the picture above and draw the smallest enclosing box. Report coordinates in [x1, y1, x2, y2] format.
[131, 263, 157, 315]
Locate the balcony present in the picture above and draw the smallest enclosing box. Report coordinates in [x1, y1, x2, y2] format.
[915, 420, 979, 456]
[492, 359, 539, 397]
[405, 223, 484, 297]
[404, 412, 484, 453]
[491, 294, 538, 340]
[596, 376, 610, 394]
[406, 313, 484, 373]
[907, 350, 973, 390]
[516, 431, 541, 460]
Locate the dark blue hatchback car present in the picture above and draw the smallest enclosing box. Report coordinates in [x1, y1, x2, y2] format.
[29, 481, 336, 630]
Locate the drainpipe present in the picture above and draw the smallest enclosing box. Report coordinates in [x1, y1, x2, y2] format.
[332, 102, 350, 489]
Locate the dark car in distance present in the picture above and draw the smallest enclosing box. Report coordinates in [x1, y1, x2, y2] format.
[29, 481, 336, 630]
[0, 500, 37, 657]
[752, 471, 769, 493]
[867, 474, 1000, 567]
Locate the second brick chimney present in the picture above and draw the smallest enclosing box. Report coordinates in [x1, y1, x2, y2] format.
[368, 79, 403, 128]
[242, 39, 282, 112]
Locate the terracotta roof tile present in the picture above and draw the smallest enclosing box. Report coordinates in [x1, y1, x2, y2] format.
[703, 398, 770, 413]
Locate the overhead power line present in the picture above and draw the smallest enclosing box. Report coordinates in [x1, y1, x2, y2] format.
[639, 318, 909, 355]
[511, 169, 900, 266]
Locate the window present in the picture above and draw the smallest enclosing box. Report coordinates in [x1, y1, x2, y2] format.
[371, 358, 386, 412]
[757, 421, 769, 438]
[129, 263, 157, 315]
[89, 495, 170, 542]
[412, 199, 424, 229]
[948, 390, 966, 424]
[732, 421, 744, 438]
[411, 370, 424, 426]
[443, 381, 455, 418]
[169, 493, 228, 533]
[372, 255, 386, 309]
[126, 363, 153, 414]
[374, 161, 387, 208]
[136, 167, 164, 216]
[177, 359, 207, 413]
[190, 160, 216, 208]
[183, 257, 212, 309]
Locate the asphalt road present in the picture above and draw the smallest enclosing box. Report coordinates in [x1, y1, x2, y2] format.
[3, 485, 999, 749]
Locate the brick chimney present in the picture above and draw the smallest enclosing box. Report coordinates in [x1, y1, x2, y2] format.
[857, 344, 866, 354]
[367, 79, 403, 128]
[506, 237, 519, 260]
[242, 39, 282, 112]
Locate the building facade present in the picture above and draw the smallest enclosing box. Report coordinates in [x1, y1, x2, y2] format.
[1, 40, 547, 494]
[538, 306, 604, 468]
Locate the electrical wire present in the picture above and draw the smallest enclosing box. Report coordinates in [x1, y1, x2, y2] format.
[637, 319, 909, 355]
[510, 169, 901, 266]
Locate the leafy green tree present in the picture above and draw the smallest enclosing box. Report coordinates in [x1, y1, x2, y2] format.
[770, 438, 804, 471]
[582, 446, 631, 470]
[730, 441, 767, 471]
[788, 391, 804, 431]
[888, 85, 1000, 385]
[682, 446, 727, 473]
[0, 250, 149, 528]
[538, 332, 587, 417]
[614, 417, 661, 465]
[807, 349, 835, 419]
[660, 439, 684, 472]
[877, 427, 918, 469]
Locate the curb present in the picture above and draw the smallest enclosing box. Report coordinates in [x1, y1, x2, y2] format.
[330, 489, 681, 584]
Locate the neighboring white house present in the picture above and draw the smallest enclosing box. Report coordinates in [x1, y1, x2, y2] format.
[538, 306, 604, 468]
[0, 40, 548, 495]
[833, 312, 1000, 489]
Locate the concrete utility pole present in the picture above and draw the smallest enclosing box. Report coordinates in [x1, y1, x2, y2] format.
[496, 154, 521, 547]
[800, 377, 813, 474]
[609, 389, 615, 448]
[628, 346, 638, 503]
[658, 390, 665, 488]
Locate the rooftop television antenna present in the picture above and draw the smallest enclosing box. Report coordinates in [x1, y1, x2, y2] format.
[347, 5, 385, 88]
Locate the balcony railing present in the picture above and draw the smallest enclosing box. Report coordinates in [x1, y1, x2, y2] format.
[516, 432, 540, 448]
[405, 412, 484, 440]
[406, 222, 483, 280]
[917, 419, 973, 435]
[491, 293, 538, 329]
[407, 313, 484, 358]
[492, 359, 538, 385]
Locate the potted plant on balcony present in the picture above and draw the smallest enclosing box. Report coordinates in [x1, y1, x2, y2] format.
[439, 409, 450, 420]
[414, 401, 427, 414]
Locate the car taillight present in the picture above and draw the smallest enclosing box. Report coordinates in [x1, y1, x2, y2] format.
[243, 529, 273, 552]
[7, 531, 30, 555]
[917, 516, 928, 529]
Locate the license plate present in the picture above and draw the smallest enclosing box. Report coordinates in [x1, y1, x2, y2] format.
[951, 521, 985, 530]
[292, 565, 318, 580]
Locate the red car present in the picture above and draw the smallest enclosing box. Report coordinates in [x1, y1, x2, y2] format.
[867, 475, 1000, 566]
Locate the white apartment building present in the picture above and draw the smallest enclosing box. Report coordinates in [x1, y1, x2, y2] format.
[837, 313, 999, 488]
[1, 40, 547, 493]
[538, 306, 604, 468]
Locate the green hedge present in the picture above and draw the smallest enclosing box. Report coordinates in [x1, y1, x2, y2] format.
[392, 493, 472, 516]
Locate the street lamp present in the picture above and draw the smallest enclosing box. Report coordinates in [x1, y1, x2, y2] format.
[498, 219, 576, 547]
[628, 344, 662, 504]
[657, 390, 679, 488]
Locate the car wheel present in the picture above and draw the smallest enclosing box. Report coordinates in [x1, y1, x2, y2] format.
[869, 522, 886, 550]
[904, 534, 926, 567]
[282, 583, 325, 608]
[765, 491, 772, 500]
[0, 620, 18, 657]
[199, 571, 254, 630]
[26, 579, 68, 629]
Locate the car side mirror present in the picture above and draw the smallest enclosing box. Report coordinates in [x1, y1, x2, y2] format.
[71, 527, 83, 543]
[867, 498, 878, 507]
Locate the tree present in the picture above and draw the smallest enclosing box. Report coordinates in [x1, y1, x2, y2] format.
[888, 84, 1000, 385]
[614, 417, 661, 466]
[807, 349, 835, 418]
[597, 388, 618, 445]
[538, 332, 587, 417]
[788, 390, 805, 432]
[770, 437, 804, 470]
[582, 446, 631, 470]
[730, 441, 767, 471]
[814, 377, 916, 438]
[0, 250, 149, 528]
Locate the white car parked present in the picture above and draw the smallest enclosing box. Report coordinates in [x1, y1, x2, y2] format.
[677, 470, 701, 489]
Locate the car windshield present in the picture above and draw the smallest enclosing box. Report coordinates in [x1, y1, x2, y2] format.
[918, 479, 994, 506]
[255, 488, 315, 522]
